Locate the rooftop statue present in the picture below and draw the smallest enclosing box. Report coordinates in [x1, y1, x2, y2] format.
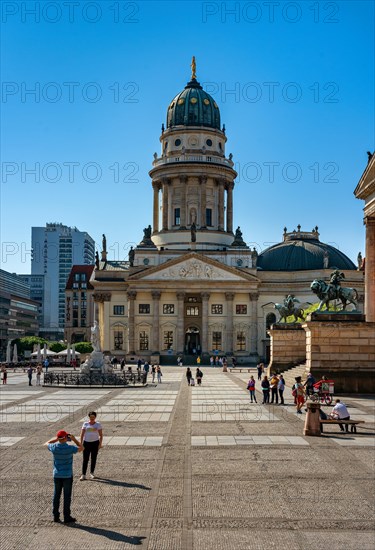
[231, 226, 247, 248]
[311, 270, 358, 311]
[144, 225, 151, 239]
[138, 225, 156, 248]
[128, 246, 135, 267]
[274, 294, 306, 323]
[191, 222, 197, 243]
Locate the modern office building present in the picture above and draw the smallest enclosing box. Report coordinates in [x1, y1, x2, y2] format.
[18, 274, 45, 331]
[0, 269, 39, 360]
[31, 223, 95, 339]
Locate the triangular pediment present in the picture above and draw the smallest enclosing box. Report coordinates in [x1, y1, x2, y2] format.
[129, 253, 260, 283]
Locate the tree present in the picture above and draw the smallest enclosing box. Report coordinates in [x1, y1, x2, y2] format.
[74, 342, 93, 354]
[48, 342, 66, 353]
[13, 336, 47, 354]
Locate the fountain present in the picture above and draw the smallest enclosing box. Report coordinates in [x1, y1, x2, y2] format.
[79, 320, 113, 374]
[43, 321, 146, 387]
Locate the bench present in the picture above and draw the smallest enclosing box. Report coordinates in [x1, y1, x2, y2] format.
[320, 419, 365, 434]
[229, 367, 252, 373]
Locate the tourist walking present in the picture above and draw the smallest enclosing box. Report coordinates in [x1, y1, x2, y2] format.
[257, 362, 264, 381]
[196, 368, 203, 385]
[80, 412, 103, 480]
[143, 361, 150, 382]
[1, 366, 7, 384]
[46, 429, 82, 523]
[186, 367, 192, 385]
[247, 375, 257, 403]
[270, 373, 279, 404]
[156, 365, 162, 383]
[27, 365, 33, 386]
[261, 375, 270, 404]
[278, 374, 285, 405]
[137, 358, 142, 374]
[36, 364, 43, 386]
[44, 358, 49, 373]
[294, 376, 305, 414]
[151, 364, 156, 383]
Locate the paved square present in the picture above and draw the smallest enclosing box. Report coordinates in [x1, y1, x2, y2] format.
[0, 367, 374, 549]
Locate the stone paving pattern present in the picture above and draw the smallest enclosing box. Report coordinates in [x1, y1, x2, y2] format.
[0, 367, 374, 549]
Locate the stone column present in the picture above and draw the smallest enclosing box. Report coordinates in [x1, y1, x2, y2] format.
[176, 291, 185, 352]
[365, 217, 375, 322]
[151, 291, 161, 352]
[225, 292, 235, 353]
[217, 179, 225, 231]
[226, 183, 234, 233]
[162, 179, 169, 231]
[180, 176, 187, 228]
[152, 182, 160, 233]
[199, 176, 207, 228]
[249, 292, 259, 358]
[127, 290, 137, 354]
[201, 292, 210, 352]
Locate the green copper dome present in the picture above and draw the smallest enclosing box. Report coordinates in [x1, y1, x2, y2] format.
[167, 78, 221, 130]
[257, 228, 356, 272]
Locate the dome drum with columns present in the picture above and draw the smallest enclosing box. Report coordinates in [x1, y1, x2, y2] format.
[89, 59, 364, 365]
[150, 58, 237, 251]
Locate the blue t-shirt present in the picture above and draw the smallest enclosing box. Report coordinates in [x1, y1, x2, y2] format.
[48, 442, 78, 478]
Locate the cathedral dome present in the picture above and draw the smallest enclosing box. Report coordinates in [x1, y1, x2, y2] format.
[166, 66, 221, 130]
[257, 227, 356, 271]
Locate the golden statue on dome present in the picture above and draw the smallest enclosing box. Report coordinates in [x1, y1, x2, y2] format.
[191, 56, 197, 80]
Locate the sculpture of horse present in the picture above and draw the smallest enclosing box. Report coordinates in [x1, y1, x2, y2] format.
[310, 279, 358, 311]
[274, 303, 305, 323]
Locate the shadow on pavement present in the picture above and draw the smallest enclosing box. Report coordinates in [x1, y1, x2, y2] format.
[93, 478, 151, 490]
[69, 524, 146, 545]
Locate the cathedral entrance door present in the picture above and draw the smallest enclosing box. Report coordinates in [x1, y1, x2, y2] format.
[185, 327, 201, 355]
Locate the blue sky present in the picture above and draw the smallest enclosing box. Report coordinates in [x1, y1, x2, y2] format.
[1, 0, 374, 273]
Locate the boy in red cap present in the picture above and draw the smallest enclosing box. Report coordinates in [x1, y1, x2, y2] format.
[46, 430, 83, 523]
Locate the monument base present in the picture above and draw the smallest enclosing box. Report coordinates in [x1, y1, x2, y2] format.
[303, 315, 375, 393]
[80, 350, 113, 374]
[268, 324, 306, 373]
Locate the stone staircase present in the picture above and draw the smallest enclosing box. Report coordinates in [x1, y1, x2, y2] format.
[279, 363, 309, 387]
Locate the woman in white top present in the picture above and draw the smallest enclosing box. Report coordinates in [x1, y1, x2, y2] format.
[80, 411, 103, 480]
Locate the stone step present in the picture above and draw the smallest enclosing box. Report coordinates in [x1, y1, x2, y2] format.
[280, 364, 309, 386]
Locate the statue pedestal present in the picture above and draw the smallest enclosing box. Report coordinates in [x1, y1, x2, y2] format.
[303, 314, 375, 393]
[80, 350, 113, 374]
[268, 324, 306, 373]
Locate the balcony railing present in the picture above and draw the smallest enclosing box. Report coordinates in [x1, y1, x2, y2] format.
[152, 154, 234, 168]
